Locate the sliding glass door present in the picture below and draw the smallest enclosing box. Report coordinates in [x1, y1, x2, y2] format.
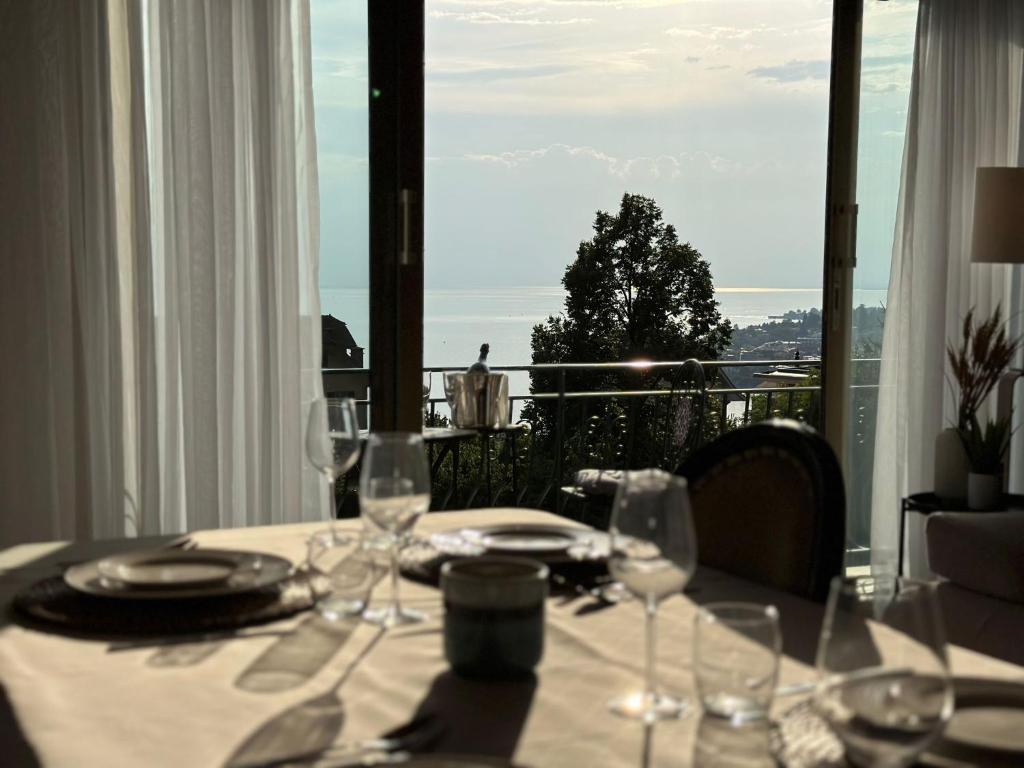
[311, 1, 425, 431]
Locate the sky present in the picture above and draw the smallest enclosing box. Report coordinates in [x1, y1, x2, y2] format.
[310, 0, 918, 293]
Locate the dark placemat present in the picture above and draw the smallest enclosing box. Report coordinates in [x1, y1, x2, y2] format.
[12, 573, 315, 639]
[398, 539, 608, 588]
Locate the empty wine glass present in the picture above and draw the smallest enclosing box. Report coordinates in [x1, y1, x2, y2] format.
[607, 469, 697, 722]
[359, 432, 431, 627]
[305, 398, 361, 530]
[814, 576, 953, 768]
[442, 371, 460, 426]
[422, 371, 433, 423]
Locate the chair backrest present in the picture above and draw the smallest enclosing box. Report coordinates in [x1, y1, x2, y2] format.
[675, 419, 845, 602]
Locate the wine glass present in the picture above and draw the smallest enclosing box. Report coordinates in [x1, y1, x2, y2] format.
[442, 371, 460, 426]
[814, 576, 953, 767]
[607, 469, 697, 722]
[422, 371, 433, 424]
[359, 432, 432, 627]
[305, 398, 361, 530]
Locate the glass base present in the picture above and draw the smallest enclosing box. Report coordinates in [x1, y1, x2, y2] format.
[362, 603, 427, 628]
[608, 692, 690, 723]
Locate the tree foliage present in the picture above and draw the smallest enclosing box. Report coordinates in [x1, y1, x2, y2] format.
[530, 193, 731, 374]
[524, 194, 732, 474]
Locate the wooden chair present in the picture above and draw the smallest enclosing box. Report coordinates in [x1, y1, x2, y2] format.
[676, 419, 845, 602]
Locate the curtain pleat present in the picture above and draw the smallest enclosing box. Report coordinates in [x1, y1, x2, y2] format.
[0, 0, 324, 545]
[872, 0, 1024, 575]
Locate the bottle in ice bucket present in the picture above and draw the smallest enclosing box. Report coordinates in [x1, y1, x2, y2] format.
[467, 344, 490, 375]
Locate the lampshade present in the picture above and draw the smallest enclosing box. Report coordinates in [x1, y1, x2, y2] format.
[972, 167, 1024, 264]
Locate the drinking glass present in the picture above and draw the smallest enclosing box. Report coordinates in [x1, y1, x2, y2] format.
[694, 602, 781, 722]
[359, 432, 432, 627]
[814, 576, 953, 768]
[442, 371, 460, 425]
[305, 398, 361, 529]
[422, 371, 433, 423]
[607, 469, 697, 722]
[306, 530, 377, 621]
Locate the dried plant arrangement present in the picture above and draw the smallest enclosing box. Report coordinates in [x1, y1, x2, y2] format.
[947, 306, 1022, 430]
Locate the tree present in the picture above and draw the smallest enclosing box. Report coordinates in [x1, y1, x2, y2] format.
[524, 193, 732, 475]
[531, 193, 731, 371]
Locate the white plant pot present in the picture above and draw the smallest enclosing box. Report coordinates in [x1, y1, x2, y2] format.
[967, 472, 1001, 511]
[934, 428, 969, 503]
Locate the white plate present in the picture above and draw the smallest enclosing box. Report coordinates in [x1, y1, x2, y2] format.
[432, 524, 610, 563]
[96, 550, 240, 588]
[65, 549, 293, 600]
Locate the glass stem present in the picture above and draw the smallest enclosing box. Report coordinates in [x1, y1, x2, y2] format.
[390, 541, 402, 615]
[645, 596, 658, 705]
[327, 476, 337, 531]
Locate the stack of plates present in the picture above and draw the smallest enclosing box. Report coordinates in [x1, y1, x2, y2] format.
[64, 548, 294, 600]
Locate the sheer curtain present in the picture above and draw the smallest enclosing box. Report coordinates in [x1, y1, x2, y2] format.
[136, 0, 324, 534]
[1, 1, 125, 544]
[0, 0, 324, 545]
[872, 0, 1024, 576]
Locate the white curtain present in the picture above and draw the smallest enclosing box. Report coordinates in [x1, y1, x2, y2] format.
[0, 0, 324, 545]
[872, 0, 1024, 576]
[0, 1, 124, 544]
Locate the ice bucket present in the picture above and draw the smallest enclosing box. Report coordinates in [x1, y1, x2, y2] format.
[449, 373, 509, 429]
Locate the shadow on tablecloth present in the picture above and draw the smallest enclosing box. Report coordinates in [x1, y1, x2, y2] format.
[0, 682, 40, 767]
[410, 670, 537, 760]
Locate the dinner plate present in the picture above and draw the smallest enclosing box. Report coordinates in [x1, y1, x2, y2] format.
[936, 677, 1024, 755]
[431, 524, 611, 563]
[64, 548, 293, 600]
[96, 550, 240, 589]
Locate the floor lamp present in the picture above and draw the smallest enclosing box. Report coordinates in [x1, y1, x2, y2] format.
[971, 167, 1024, 492]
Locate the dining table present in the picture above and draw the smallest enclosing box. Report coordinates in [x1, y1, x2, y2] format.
[0, 508, 1021, 767]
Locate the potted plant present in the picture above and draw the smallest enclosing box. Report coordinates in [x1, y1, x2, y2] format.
[938, 307, 1021, 503]
[959, 415, 1012, 510]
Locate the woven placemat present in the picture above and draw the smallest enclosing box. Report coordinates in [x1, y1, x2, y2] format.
[12, 573, 315, 638]
[771, 699, 849, 768]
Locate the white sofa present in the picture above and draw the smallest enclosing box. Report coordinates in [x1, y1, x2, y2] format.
[926, 510, 1024, 665]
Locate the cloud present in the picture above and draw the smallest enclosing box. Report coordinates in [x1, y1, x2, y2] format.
[429, 63, 576, 82]
[665, 25, 768, 40]
[459, 143, 750, 180]
[748, 59, 829, 83]
[705, 64, 730, 71]
[429, 9, 593, 25]
[684, 56, 701, 63]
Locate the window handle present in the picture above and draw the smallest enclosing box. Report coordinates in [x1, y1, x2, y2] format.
[400, 189, 414, 266]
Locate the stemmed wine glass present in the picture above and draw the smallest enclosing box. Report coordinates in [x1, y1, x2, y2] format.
[359, 432, 432, 627]
[815, 576, 953, 767]
[305, 398, 361, 531]
[443, 371, 461, 426]
[422, 371, 433, 424]
[607, 469, 697, 722]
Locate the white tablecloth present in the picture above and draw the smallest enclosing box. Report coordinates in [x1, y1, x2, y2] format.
[0, 509, 1020, 767]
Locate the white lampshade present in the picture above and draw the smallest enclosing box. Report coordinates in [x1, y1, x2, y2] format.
[972, 167, 1024, 264]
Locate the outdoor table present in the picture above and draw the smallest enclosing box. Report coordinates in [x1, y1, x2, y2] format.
[0, 508, 1021, 767]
